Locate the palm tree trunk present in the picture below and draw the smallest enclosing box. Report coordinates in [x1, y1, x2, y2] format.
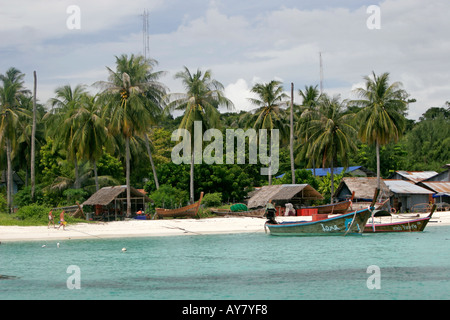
[6, 139, 13, 214]
[74, 160, 80, 189]
[145, 133, 159, 190]
[31, 71, 37, 200]
[190, 150, 194, 204]
[125, 136, 132, 217]
[376, 140, 381, 190]
[93, 159, 99, 192]
[290, 83, 295, 184]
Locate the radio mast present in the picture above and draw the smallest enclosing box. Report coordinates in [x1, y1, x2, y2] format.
[142, 9, 150, 59]
[319, 52, 324, 94]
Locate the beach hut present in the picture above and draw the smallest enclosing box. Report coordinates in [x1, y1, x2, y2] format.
[383, 180, 434, 213]
[423, 164, 450, 182]
[246, 184, 323, 210]
[418, 181, 450, 210]
[0, 170, 24, 195]
[333, 177, 391, 211]
[82, 186, 151, 221]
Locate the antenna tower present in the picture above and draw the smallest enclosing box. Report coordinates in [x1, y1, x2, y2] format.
[142, 9, 150, 59]
[319, 52, 324, 94]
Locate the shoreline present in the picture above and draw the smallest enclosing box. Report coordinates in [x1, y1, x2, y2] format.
[1, 211, 449, 243]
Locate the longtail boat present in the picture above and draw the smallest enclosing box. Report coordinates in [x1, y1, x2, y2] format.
[210, 207, 265, 218]
[301, 192, 355, 214]
[364, 205, 436, 233]
[265, 189, 379, 237]
[265, 207, 372, 236]
[155, 192, 204, 218]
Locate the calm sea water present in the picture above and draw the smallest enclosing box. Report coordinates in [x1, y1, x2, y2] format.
[1, 225, 449, 300]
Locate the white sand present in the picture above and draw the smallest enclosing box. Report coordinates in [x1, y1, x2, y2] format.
[1, 211, 449, 242]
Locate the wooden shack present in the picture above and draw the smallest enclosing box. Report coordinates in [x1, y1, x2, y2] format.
[82, 186, 151, 221]
[246, 184, 323, 210]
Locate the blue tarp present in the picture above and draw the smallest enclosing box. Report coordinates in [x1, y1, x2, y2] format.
[276, 166, 363, 179]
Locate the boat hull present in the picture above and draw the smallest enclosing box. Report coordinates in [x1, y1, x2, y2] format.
[364, 205, 436, 233]
[210, 208, 265, 218]
[302, 198, 353, 215]
[364, 217, 432, 233]
[155, 192, 204, 218]
[265, 208, 372, 236]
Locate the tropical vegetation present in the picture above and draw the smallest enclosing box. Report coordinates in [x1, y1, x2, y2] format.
[0, 54, 449, 220]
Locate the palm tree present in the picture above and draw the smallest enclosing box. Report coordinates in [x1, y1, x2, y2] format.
[0, 67, 30, 213]
[245, 80, 289, 185]
[303, 94, 356, 201]
[96, 54, 166, 217]
[71, 94, 108, 192]
[166, 67, 233, 203]
[296, 85, 322, 175]
[45, 84, 87, 189]
[352, 72, 407, 189]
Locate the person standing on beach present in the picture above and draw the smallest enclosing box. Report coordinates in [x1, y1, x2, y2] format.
[58, 210, 66, 230]
[48, 210, 55, 229]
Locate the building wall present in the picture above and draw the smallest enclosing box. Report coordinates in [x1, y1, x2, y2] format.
[392, 194, 430, 212]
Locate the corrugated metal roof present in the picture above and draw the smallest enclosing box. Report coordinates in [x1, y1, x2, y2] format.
[420, 181, 450, 193]
[394, 171, 438, 183]
[384, 179, 434, 195]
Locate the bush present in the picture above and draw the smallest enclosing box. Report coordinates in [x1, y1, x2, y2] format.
[149, 184, 189, 210]
[16, 204, 52, 222]
[201, 192, 222, 207]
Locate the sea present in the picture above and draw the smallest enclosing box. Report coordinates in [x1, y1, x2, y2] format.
[1, 225, 449, 302]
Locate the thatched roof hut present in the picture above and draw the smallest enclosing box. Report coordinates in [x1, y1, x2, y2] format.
[334, 177, 390, 201]
[83, 186, 151, 220]
[247, 184, 323, 209]
[83, 185, 151, 206]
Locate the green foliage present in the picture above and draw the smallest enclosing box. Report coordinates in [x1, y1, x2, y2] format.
[14, 185, 45, 207]
[201, 192, 222, 207]
[149, 184, 189, 210]
[39, 138, 63, 185]
[317, 172, 345, 203]
[96, 150, 125, 181]
[62, 188, 88, 206]
[16, 204, 51, 222]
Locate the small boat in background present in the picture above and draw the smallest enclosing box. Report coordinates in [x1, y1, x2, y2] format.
[155, 192, 204, 218]
[301, 192, 355, 214]
[364, 205, 436, 233]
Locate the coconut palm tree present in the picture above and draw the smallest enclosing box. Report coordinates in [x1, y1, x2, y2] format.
[45, 84, 88, 189]
[96, 54, 166, 216]
[303, 94, 356, 201]
[71, 94, 108, 192]
[0, 67, 30, 213]
[352, 71, 407, 189]
[244, 80, 289, 185]
[295, 85, 322, 175]
[166, 67, 233, 203]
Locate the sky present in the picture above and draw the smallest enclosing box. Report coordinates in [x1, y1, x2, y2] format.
[1, 0, 449, 120]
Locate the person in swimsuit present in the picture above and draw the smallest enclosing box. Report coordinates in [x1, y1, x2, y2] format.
[58, 210, 66, 230]
[48, 210, 55, 229]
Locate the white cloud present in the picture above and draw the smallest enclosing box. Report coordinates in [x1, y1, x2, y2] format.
[1, 0, 449, 120]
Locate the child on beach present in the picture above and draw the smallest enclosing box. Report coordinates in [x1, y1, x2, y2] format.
[58, 210, 67, 230]
[48, 210, 55, 229]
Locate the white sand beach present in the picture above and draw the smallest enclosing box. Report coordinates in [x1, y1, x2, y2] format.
[1, 211, 449, 242]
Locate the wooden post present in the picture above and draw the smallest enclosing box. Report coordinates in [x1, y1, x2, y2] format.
[31, 71, 37, 200]
[290, 82, 295, 184]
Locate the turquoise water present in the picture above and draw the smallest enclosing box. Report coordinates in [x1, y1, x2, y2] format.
[1, 225, 449, 300]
